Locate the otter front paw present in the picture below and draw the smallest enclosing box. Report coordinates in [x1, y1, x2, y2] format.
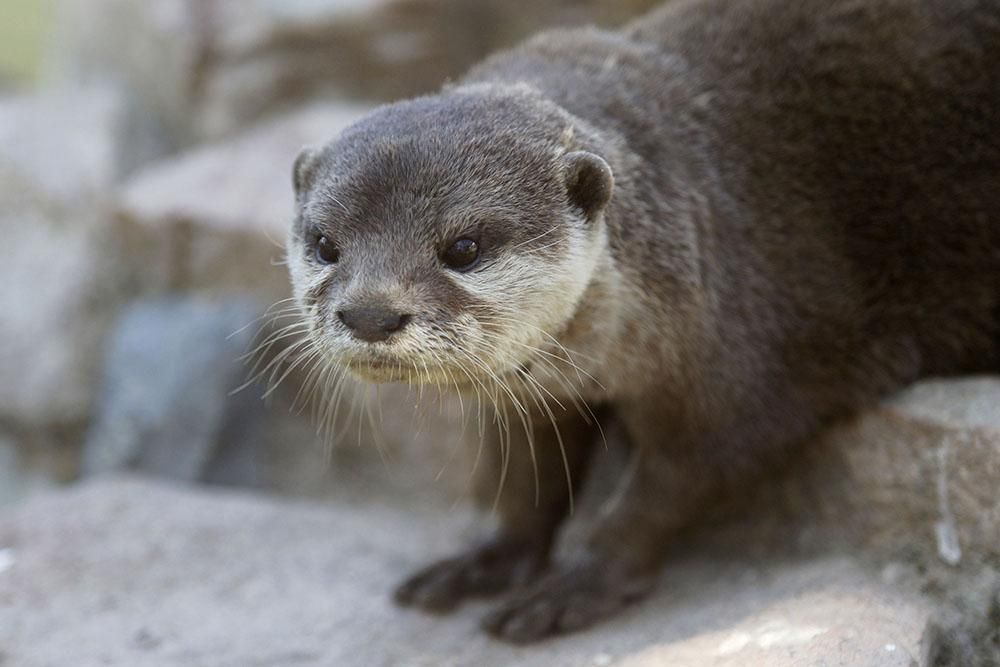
[393, 537, 548, 613]
[481, 557, 656, 643]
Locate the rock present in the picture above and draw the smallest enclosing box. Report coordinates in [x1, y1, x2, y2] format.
[0, 211, 124, 427]
[0, 87, 124, 207]
[0, 479, 932, 666]
[73, 295, 459, 499]
[0, 437, 22, 506]
[0, 426, 79, 511]
[53, 0, 664, 143]
[52, 0, 218, 149]
[921, 568, 1000, 667]
[81, 297, 267, 486]
[0, 89, 134, 428]
[712, 377, 1000, 569]
[0, 435, 57, 509]
[114, 103, 371, 304]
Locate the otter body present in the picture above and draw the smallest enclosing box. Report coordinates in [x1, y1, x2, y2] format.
[288, 0, 1000, 642]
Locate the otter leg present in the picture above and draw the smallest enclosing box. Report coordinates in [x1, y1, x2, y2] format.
[482, 400, 751, 643]
[394, 405, 597, 613]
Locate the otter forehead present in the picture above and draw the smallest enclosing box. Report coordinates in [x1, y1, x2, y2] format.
[334, 86, 572, 156]
[310, 140, 561, 232]
[294, 92, 579, 257]
[317, 99, 564, 210]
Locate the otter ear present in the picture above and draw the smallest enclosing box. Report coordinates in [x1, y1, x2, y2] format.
[293, 146, 321, 195]
[562, 151, 614, 220]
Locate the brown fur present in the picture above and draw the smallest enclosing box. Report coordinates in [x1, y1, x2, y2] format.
[288, 0, 1000, 643]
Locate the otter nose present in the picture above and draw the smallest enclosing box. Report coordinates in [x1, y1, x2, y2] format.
[337, 306, 411, 343]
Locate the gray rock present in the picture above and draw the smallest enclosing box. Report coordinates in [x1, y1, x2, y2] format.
[52, 0, 664, 143]
[709, 378, 1000, 569]
[0, 479, 931, 666]
[0, 428, 72, 510]
[0, 87, 126, 207]
[82, 297, 267, 485]
[115, 103, 371, 304]
[0, 89, 134, 428]
[0, 211, 123, 427]
[0, 437, 21, 506]
[922, 568, 1000, 667]
[7, 376, 995, 663]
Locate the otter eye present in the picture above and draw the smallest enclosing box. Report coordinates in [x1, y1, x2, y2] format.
[314, 235, 340, 265]
[441, 238, 480, 271]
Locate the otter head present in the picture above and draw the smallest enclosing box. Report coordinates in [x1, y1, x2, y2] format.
[287, 86, 614, 386]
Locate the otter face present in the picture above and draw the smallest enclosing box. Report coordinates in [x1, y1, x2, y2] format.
[287, 90, 613, 387]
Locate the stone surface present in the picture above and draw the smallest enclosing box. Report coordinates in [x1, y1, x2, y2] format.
[0, 210, 121, 426]
[921, 568, 1000, 667]
[258, 367, 1000, 570]
[0, 89, 133, 428]
[53, 0, 663, 143]
[81, 297, 267, 485]
[720, 378, 1000, 569]
[0, 86, 125, 207]
[0, 436, 56, 509]
[0, 479, 931, 667]
[115, 103, 370, 303]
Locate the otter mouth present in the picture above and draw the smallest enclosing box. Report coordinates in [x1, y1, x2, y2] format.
[345, 356, 415, 384]
[342, 354, 488, 388]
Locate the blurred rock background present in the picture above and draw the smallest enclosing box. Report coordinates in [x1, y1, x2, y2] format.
[0, 0, 668, 508]
[0, 1, 997, 664]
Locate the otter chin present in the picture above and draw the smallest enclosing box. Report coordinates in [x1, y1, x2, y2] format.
[342, 358, 413, 385]
[286, 0, 1000, 645]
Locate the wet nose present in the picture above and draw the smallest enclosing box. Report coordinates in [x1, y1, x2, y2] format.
[337, 306, 411, 343]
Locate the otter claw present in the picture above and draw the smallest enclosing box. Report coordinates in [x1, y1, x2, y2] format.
[394, 537, 548, 613]
[482, 559, 655, 643]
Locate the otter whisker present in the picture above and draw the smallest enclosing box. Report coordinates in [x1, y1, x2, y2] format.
[509, 225, 560, 251]
[232, 335, 311, 396]
[239, 319, 309, 362]
[262, 338, 315, 396]
[326, 367, 355, 465]
[478, 314, 605, 384]
[483, 310, 609, 363]
[227, 298, 301, 341]
[511, 380, 542, 508]
[475, 327, 607, 451]
[494, 389, 513, 516]
[238, 321, 310, 373]
[310, 359, 338, 426]
[426, 354, 471, 485]
[451, 346, 537, 515]
[317, 362, 351, 463]
[291, 346, 332, 414]
[261, 344, 321, 400]
[514, 238, 567, 257]
[515, 366, 575, 515]
[364, 384, 392, 471]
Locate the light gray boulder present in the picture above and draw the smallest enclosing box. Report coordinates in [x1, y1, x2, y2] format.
[719, 378, 1000, 569]
[114, 103, 371, 305]
[0, 89, 134, 428]
[4, 377, 998, 664]
[0, 479, 933, 666]
[52, 0, 665, 143]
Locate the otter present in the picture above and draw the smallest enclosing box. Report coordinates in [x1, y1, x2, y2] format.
[286, 0, 1000, 643]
